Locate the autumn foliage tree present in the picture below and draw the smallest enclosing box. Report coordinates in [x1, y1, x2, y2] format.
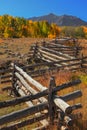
[48, 23, 61, 38]
[60, 26, 87, 38]
[1, 14, 87, 39]
[0, 15, 61, 38]
[82, 26, 87, 38]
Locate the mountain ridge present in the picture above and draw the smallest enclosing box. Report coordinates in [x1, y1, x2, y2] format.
[28, 13, 87, 26]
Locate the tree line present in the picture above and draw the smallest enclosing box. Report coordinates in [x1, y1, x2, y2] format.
[61, 26, 87, 39]
[0, 15, 87, 38]
[0, 15, 60, 38]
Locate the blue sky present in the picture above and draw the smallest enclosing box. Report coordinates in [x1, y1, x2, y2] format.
[0, 0, 87, 21]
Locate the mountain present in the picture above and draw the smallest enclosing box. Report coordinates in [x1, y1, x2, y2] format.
[28, 13, 87, 26]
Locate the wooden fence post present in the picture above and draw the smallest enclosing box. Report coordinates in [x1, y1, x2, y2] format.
[11, 62, 19, 96]
[80, 53, 84, 68]
[48, 76, 57, 129]
[74, 42, 81, 58]
[33, 43, 38, 59]
[57, 110, 64, 130]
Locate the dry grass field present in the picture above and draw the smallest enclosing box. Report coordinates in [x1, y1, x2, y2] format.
[0, 38, 41, 64]
[0, 38, 87, 130]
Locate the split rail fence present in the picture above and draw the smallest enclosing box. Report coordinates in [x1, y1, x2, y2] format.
[0, 38, 87, 82]
[0, 63, 82, 130]
[0, 38, 86, 130]
[26, 39, 87, 75]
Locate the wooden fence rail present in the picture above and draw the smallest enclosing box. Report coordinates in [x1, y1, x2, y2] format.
[0, 90, 82, 108]
[26, 41, 87, 74]
[0, 113, 48, 130]
[0, 102, 48, 125]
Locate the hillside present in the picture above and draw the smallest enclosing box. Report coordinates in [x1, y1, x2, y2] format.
[29, 13, 87, 26]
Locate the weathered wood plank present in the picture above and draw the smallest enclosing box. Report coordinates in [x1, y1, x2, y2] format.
[0, 69, 12, 74]
[43, 40, 75, 48]
[1, 74, 12, 79]
[53, 97, 72, 114]
[1, 79, 11, 84]
[0, 89, 82, 108]
[0, 102, 48, 125]
[64, 116, 73, 126]
[48, 77, 56, 125]
[15, 82, 48, 126]
[60, 90, 82, 101]
[39, 46, 74, 59]
[37, 55, 82, 70]
[14, 65, 47, 91]
[15, 72, 38, 94]
[39, 49, 69, 62]
[0, 113, 48, 130]
[15, 72, 47, 103]
[15, 84, 33, 107]
[16, 71, 48, 125]
[54, 79, 81, 92]
[27, 62, 81, 76]
[57, 110, 72, 129]
[2, 86, 12, 91]
[22, 56, 87, 70]
[71, 103, 82, 110]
